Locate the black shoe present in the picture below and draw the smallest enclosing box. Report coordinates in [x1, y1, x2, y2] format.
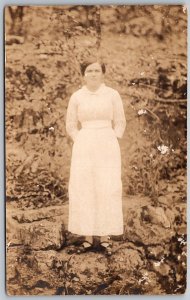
[76, 241, 94, 254]
[99, 242, 113, 256]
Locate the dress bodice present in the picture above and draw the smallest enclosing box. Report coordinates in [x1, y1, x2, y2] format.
[66, 83, 126, 141]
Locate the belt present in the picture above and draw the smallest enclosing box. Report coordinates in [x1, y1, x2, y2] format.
[81, 120, 112, 129]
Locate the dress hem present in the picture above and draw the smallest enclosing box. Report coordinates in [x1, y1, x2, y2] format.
[68, 230, 124, 236]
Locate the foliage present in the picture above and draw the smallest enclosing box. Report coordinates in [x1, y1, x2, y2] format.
[5, 5, 187, 203]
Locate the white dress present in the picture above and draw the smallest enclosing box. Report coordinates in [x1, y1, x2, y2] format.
[66, 83, 126, 236]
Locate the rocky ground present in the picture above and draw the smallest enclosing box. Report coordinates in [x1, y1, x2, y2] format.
[6, 186, 186, 295]
[5, 5, 187, 295]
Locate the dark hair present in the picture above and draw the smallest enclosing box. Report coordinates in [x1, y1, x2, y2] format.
[80, 60, 106, 76]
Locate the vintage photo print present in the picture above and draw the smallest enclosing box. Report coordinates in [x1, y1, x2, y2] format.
[5, 4, 187, 296]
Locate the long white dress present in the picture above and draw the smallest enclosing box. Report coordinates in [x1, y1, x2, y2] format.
[66, 83, 126, 236]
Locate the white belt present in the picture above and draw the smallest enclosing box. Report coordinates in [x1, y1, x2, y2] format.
[81, 120, 112, 129]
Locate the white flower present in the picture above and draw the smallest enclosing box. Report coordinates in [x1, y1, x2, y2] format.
[49, 127, 54, 131]
[157, 145, 169, 154]
[138, 109, 147, 116]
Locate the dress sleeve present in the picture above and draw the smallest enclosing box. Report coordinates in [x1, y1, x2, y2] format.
[66, 93, 79, 142]
[112, 91, 126, 138]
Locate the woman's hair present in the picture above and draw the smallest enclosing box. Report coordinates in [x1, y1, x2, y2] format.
[80, 60, 106, 76]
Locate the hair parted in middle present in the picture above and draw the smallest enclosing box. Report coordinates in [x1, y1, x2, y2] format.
[80, 59, 106, 76]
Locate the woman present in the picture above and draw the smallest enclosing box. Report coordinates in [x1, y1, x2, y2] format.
[66, 60, 126, 255]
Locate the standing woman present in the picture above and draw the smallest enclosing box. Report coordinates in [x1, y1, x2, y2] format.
[66, 60, 126, 255]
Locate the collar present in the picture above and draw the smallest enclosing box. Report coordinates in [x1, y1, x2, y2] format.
[82, 83, 106, 95]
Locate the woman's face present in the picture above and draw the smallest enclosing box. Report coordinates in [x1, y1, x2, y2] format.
[84, 62, 103, 87]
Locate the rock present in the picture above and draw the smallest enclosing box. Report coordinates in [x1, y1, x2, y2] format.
[6, 247, 24, 296]
[6, 35, 25, 45]
[147, 245, 165, 259]
[7, 204, 68, 250]
[110, 246, 144, 272]
[50, 250, 109, 294]
[158, 194, 175, 206]
[164, 207, 176, 226]
[151, 260, 171, 276]
[145, 205, 171, 228]
[147, 245, 170, 260]
[12, 204, 68, 223]
[19, 218, 66, 250]
[173, 203, 186, 235]
[135, 269, 164, 295]
[6, 210, 22, 246]
[6, 247, 59, 296]
[6, 247, 22, 282]
[125, 241, 145, 257]
[70, 253, 108, 284]
[124, 205, 175, 245]
[31, 250, 57, 272]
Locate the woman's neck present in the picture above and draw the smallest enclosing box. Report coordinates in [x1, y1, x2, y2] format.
[85, 83, 103, 92]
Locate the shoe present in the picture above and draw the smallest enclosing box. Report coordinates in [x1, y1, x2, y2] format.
[76, 241, 94, 254]
[99, 241, 113, 256]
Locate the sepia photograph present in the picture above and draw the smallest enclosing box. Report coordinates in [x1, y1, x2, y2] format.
[5, 4, 187, 295]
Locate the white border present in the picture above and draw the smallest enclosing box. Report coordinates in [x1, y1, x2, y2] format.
[1, 1, 189, 299]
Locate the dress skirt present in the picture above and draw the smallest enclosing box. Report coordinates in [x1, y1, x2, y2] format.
[68, 120, 124, 236]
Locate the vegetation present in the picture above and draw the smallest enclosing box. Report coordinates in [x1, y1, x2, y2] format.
[6, 5, 187, 295]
